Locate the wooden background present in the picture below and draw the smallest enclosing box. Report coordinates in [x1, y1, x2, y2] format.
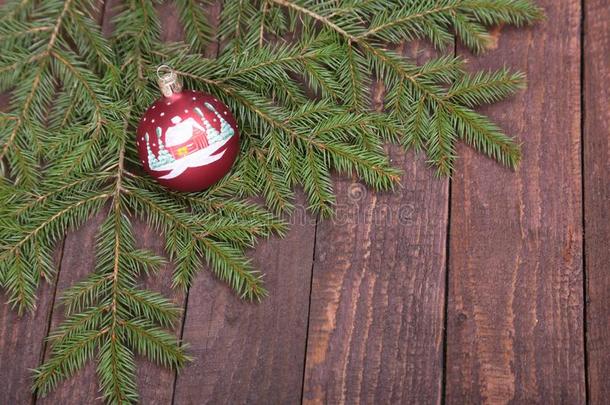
[1, 0, 609, 404]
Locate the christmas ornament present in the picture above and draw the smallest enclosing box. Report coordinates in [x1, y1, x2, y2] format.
[136, 66, 240, 191]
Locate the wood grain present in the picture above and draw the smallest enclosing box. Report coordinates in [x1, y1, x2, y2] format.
[0, 274, 60, 405]
[302, 42, 449, 405]
[0, 225, 63, 405]
[172, 195, 316, 405]
[583, 1, 610, 403]
[446, 1, 585, 403]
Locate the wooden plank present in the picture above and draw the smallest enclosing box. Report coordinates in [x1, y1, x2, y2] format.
[302, 157, 448, 405]
[135, 218, 186, 405]
[35, 215, 186, 405]
[36, 211, 107, 405]
[446, 1, 585, 403]
[0, 292, 53, 405]
[172, 195, 316, 404]
[0, 261, 61, 405]
[171, 2, 318, 402]
[37, 2, 193, 404]
[583, 0, 610, 403]
[302, 43, 449, 404]
[0, 197, 63, 404]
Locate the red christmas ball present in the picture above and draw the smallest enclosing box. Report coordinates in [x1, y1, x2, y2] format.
[136, 89, 239, 192]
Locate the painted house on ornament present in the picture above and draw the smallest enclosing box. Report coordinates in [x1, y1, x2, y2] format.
[164, 116, 209, 159]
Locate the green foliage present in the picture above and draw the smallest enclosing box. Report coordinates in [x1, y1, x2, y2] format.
[0, 0, 541, 403]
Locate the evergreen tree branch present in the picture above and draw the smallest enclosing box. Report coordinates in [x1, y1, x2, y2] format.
[0, 1, 542, 402]
[176, 0, 213, 52]
[359, 3, 460, 40]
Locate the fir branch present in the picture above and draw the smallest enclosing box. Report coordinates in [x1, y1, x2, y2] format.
[176, 0, 213, 52]
[2, 192, 110, 255]
[122, 318, 190, 368]
[45, 307, 105, 348]
[260, 0, 538, 172]
[0, 1, 542, 402]
[119, 288, 180, 328]
[33, 329, 104, 395]
[0, 61, 46, 162]
[446, 68, 526, 107]
[359, 2, 460, 41]
[61, 273, 112, 314]
[269, 0, 357, 41]
[125, 186, 266, 297]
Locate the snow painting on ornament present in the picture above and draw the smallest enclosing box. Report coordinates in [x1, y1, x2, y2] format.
[136, 89, 240, 192]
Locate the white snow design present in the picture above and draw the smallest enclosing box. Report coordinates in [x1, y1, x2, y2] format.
[144, 102, 235, 180]
[156, 137, 230, 180]
[164, 116, 203, 147]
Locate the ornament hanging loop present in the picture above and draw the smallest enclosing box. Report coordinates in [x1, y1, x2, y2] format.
[157, 65, 182, 97]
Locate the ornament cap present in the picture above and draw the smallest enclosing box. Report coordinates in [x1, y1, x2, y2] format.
[157, 65, 182, 97]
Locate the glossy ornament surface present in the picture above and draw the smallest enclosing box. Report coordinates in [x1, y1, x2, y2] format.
[136, 85, 239, 191]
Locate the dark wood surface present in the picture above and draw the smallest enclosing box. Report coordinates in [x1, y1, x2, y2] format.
[302, 41, 449, 405]
[584, 1, 610, 404]
[0, 1, 608, 404]
[447, 1, 586, 403]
